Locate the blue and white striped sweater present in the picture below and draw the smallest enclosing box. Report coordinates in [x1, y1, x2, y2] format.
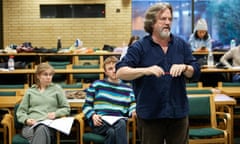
[83, 79, 136, 122]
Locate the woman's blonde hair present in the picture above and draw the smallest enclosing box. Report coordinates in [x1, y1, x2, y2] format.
[35, 63, 55, 86]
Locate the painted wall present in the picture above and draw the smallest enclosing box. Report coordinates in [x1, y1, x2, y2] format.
[3, 0, 132, 49]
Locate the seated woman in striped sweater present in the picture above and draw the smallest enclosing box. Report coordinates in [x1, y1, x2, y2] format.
[82, 56, 136, 144]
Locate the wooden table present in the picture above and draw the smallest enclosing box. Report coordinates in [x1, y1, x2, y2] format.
[201, 67, 240, 73]
[0, 95, 85, 112]
[0, 96, 85, 114]
[218, 87, 240, 97]
[0, 68, 104, 74]
[0, 52, 122, 65]
[67, 99, 85, 113]
[200, 67, 240, 82]
[0, 96, 22, 114]
[0, 68, 105, 84]
[215, 94, 236, 144]
[193, 51, 225, 56]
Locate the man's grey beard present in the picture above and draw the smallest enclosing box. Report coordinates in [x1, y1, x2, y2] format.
[159, 31, 170, 39]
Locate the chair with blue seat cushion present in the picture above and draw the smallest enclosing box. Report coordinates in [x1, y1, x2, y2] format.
[217, 81, 240, 115]
[217, 81, 240, 135]
[186, 82, 203, 88]
[48, 61, 71, 83]
[75, 113, 136, 144]
[0, 91, 17, 96]
[217, 81, 240, 87]
[187, 89, 213, 95]
[1, 104, 61, 144]
[72, 65, 100, 83]
[0, 84, 28, 89]
[0, 89, 19, 144]
[0, 84, 29, 96]
[1, 104, 28, 144]
[59, 82, 83, 89]
[188, 95, 230, 144]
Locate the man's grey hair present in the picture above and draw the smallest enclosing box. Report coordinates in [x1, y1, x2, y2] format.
[144, 3, 173, 34]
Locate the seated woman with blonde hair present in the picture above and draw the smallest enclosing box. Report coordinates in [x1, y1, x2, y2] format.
[16, 63, 70, 144]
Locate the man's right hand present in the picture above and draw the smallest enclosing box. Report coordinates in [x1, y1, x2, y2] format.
[92, 114, 103, 126]
[145, 65, 165, 77]
[25, 118, 37, 126]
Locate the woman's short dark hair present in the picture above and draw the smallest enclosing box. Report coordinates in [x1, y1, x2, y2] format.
[194, 31, 209, 40]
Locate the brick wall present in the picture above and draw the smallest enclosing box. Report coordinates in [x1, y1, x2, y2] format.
[3, 0, 132, 49]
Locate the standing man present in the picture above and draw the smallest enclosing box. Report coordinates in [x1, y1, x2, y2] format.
[116, 2, 200, 144]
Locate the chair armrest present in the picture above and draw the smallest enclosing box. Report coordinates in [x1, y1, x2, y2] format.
[216, 112, 231, 133]
[0, 108, 11, 114]
[74, 113, 85, 144]
[66, 64, 72, 69]
[127, 117, 136, 144]
[217, 105, 231, 113]
[1, 113, 14, 144]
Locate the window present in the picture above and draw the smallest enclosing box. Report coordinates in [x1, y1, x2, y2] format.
[40, 4, 105, 18]
[132, 0, 240, 47]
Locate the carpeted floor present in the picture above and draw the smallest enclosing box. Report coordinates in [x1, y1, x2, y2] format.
[235, 137, 240, 144]
[1, 133, 240, 144]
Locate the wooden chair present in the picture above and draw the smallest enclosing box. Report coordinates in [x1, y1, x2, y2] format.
[59, 82, 83, 89]
[0, 91, 16, 144]
[47, 61, 71, 83]
[186, 82, 203, 88]
[75, 55, 100, 67]
[217, 81, 240, 137]
[72, 54, 101, 84]
[217, 81, 240, 88]
[187, 89, 213, 95]
[75, 113, 136, 144]
[1, 104, 61, 144]
[72, 64, 100, 83]
[0, 84, 29, 96]
[217, 81, 240, 119]
[188, 95, 230, 144]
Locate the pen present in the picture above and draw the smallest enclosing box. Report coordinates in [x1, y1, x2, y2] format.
[165, 72, 170, 75]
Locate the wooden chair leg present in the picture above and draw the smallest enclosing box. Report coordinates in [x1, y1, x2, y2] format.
[56, 131, 60, 144]
[3, 127, 7, 144]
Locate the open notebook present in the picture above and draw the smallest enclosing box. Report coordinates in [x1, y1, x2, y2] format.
[30, 117, 74, 135]
[101, 116, 128, 125]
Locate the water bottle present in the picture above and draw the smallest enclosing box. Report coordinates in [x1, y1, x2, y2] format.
[230, 39, 236, 49]
[207, 52, 214, 67]
[75, 39, 79, 48]
[57, 37, 62, 50]
[8, 55, 15, 71]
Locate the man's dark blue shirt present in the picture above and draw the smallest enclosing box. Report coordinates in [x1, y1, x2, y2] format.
[116, 34, 200, 119]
